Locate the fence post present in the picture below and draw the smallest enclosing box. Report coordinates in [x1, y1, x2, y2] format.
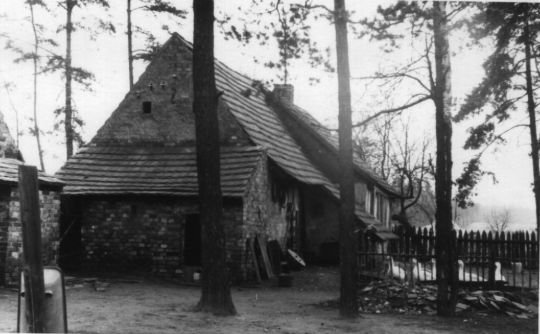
[19, 165, 45, 333]
[478, 231, 484, 282]
[532, 231, 537, 269]
[488, 232, 495, 288]
[526, 231, 531, 288]
[428, 228, 434, 257]
[500, 232, 506, 267]
[462, 231, 467, 265]
[457, 230, 463, 261]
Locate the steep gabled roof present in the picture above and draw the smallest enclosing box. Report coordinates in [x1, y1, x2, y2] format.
[56, 33, 395, 226]
[56, 146, 263, 197]
[166, 34, 396, 198]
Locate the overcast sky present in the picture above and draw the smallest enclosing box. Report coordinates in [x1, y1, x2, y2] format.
[0, 1, 536, 228]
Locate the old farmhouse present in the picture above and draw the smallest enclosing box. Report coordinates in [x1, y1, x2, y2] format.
[55, 33, 399, 282]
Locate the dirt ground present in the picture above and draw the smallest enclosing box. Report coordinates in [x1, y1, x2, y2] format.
[0, 267, 537, 334]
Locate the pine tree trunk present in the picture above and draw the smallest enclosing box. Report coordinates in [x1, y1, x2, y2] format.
[29, 2, 45, 171]
[524, 12, 540, 234]
[333, 0, 358, 318]
[193, 0, 236, 316]
[65, 0, 74, 158]
[433, 1, 458, 316]
[127, 0, 134, 89]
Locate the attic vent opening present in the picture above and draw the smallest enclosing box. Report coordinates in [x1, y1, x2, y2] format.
[142, 101, 152, 114]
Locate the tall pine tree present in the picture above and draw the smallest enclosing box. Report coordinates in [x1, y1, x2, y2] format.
[333, 0, 358, 318]
[193, 0, 236, 316]
[433, 1, 458, 316]
[454, 3, 540, 233]
[60, 0, 113, 158]
[126, 0, 186, 89]
[356, 1, 460, 315]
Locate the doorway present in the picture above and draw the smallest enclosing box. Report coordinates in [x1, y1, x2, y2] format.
[58, 197, 82, 272]
[183, 214, 201, 266]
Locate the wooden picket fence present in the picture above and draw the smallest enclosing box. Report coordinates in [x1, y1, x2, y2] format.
[358, 226, 539, 289]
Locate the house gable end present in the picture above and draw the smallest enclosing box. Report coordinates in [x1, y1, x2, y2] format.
[90, 35, 250, 147]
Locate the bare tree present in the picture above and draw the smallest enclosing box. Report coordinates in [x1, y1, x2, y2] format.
[360, 115, 432, 229]
[485, 208, 512, 233]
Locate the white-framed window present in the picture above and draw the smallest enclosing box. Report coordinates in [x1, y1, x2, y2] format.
[365, 186, 372, 213]
[366, 186, 390, 227]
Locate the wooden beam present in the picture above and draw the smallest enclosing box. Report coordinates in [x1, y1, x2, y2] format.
[19, 165, 45, 333]
[256, 236, 274, 279]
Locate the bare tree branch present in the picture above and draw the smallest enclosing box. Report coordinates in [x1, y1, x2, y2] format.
[352, 72, 432, 94]
[352, 95, 431, 128]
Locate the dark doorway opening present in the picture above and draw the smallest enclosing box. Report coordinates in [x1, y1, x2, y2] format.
[58, 197, 82, 272]
[184, 214, 201, 266]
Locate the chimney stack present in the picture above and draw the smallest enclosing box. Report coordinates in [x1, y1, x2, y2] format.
[273, 84, 294, 104]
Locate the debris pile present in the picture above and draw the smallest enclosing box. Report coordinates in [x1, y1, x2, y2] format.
[358, 280, 438, 315]
[358, 280, 538, 319]
[459, 290, 538, 319]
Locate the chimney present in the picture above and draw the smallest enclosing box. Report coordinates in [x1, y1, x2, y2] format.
[273, 84, 294, 104]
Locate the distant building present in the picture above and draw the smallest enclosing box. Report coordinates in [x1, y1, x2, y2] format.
[56, 34, 399, 282]
[0, 113, 63, 286]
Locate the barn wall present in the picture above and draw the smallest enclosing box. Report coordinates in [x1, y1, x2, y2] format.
[76, 196, 248, 282]
[2, 188, 61, 286]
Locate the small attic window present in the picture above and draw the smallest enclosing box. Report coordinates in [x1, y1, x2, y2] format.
[142, 101, 152, 114]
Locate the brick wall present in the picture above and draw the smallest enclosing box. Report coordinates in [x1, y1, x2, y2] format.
[2, 188, 61, 286]
[0, 187, 11, 286]
[77, 196, 246, 282]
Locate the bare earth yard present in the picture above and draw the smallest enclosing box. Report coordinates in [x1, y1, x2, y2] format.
[0, 267, 537, 334]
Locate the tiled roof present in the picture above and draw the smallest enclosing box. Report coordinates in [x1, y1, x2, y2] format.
[56, 146, 262, 196]
[57, 33, 389, 225]
[205, 36, 398, 197]
[0, 158, 63, 187]
[213, 56, 338, 193]
[269, 98, 399, 196]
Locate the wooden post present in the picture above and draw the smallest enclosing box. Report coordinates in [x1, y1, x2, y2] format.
[19, 165, 45, 333]
[500, 232, 506, 267]
[526, 231, 532, 288]
[488, 232, 495, 287]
